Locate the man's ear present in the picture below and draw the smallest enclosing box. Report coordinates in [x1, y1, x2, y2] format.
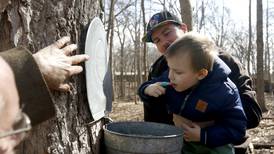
[180, 23, 188, 32]
[197, 69, 208, 80]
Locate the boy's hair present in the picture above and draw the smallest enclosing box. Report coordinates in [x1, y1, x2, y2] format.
[165, 32, 216, 72]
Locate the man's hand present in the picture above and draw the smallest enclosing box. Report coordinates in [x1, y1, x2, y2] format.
[33, 36, 89, 92]
[144, 82, 166, 97]
[173, 114, 201, 142]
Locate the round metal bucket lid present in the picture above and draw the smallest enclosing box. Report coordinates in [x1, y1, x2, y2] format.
[85, 17, 111, 121]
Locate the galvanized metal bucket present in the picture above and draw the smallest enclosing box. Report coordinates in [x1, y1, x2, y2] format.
[103, 121, 183, 154]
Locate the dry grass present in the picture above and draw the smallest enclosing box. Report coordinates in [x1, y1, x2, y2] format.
[109, 100, 144, 122]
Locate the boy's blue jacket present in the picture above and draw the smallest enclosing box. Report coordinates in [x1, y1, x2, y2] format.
[138, 57, 247, 148]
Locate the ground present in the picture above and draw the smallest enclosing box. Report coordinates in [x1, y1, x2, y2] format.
[248, 94, 274, 154]
[109, 93, 274, 154]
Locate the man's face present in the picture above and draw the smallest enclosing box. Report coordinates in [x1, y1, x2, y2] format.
[0, 58, 20, 154]
[151, 23, 187, 54]
[167, 53, 200, 92]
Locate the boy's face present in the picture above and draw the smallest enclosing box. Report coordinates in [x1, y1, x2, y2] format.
[151, 23, 187, 54]
[167, 53, 203, 92]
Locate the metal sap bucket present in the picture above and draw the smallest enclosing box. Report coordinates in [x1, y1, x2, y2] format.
[103, 121, 183, 154]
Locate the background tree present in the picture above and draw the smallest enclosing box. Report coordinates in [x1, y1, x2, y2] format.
[248, 0, 252, 75]
[115, 14, 129, 98]
[265, 0, 272, 92]
[0, 0, 106, 153]
[256, 0, 267, 111]
[179, 0, 193, 31]
[105, 0, 116, 101]
[141, 0, 147, 80]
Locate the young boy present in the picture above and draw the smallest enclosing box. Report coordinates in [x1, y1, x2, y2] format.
[138, 32, 247, 154]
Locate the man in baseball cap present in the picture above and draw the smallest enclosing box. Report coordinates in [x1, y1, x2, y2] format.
[140, 10, 188, 124]
[142, 11, 184, 42]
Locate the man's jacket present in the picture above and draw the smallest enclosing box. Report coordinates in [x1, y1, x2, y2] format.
[139, 57, 247, 147]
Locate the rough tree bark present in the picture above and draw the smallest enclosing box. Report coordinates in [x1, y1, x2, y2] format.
[0, 0, 106, 154]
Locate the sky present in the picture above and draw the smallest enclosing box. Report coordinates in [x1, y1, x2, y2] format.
[223, 0, 252, 24]
[144, 0, 274, 28]
[199, 0, 274, 27]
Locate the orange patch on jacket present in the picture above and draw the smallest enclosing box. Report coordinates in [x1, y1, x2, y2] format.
[195, 99, 208, 112]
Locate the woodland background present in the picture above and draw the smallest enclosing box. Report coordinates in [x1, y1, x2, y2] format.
[109, 0, 273, 113]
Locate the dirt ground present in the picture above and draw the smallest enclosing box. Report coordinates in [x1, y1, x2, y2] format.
[248, 94, 274, 154]
[109, 93, 274, 154]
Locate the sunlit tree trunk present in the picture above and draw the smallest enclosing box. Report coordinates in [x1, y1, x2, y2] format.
[141, 0, 147, 81]
[136, 7, 142, 92]
[107, 0, 116, 101]
[179, 0, 192, 31]
[256, 0, 267, 111]
[265, 0, 272, 93]
[247, 0, 252, 75]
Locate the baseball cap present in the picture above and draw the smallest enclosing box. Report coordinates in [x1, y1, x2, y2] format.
[142, 11, 182, 42]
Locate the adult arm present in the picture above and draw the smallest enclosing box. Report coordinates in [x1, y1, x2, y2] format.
[0, 47, 55, 126]
[0, 36, 88, 126]
[219, 52, 262, 129]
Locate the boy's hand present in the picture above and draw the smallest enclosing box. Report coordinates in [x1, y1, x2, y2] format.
[144, 82, 166, 97]
[182, 122, 201, 142]
[173, 114, 201, 142]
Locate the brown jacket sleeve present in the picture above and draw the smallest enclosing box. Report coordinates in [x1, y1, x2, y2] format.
[0, 47, 55, 126]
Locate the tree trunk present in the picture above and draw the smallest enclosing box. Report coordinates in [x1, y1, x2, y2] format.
[106, 0, 116, 43]
[0, 0, 106, 153]
[179, 0, 193, 31]
[256, 0, 267, 111]
[137, 11, 142, 91]
[219, 4, 225, 47]
[265, 0, 271, 92]
[198, 1, 205, 32]
[133, 0, 141, 103]
[247, 0, 252, 75]
[141, 0, 147, 81]
[107, 0, 116, 101]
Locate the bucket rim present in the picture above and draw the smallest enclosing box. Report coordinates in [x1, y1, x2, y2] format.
[103, 121, 183, 139]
